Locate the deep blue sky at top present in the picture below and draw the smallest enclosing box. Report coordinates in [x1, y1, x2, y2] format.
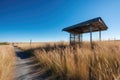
[0, 0, 120, 42]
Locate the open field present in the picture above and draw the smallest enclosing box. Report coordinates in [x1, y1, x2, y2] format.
[0, 45, 16, 80]
[16, 41, 120, 80]
[0, 42, 9, 45]
[13, 41, 68, 50]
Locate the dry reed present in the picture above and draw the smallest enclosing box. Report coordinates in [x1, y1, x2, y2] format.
[16, 41, 120, 80]
[34, 41, 120, 80]
[0, 45, 16, 80]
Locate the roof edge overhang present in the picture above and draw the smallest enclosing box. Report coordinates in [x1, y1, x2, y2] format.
[62, 17, 108, 34]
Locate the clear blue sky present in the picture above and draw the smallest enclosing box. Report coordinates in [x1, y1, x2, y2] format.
[0, 0, 120, 42]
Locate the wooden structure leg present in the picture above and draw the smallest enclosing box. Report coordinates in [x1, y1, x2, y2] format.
[70, 33, 71, 45]
[90, 26, 93, 49]
[99, 30, 101, 41]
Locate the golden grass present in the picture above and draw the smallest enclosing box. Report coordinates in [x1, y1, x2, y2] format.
[17, 41, 120, 80]
[0, 45, 16, 80]
[15, 41, 68, 50]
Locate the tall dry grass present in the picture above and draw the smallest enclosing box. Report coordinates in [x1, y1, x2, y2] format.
[15, 42, 68, 50]
[33, 41, 120, 80]
[0, 45, 16, 80]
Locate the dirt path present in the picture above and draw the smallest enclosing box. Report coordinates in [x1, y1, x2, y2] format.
[14, 47, 45, 80]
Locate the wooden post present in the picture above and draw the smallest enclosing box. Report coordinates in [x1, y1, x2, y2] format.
[79, 34, 81, 47]
[30, 39, 32, 49]
[74, 33, 75, 45]
[70, 33, 71, 45]
[80, 33, 82, 47]
[90, 26, 93, 49]
[99, 30, 101, 41]
[89, 26, 93, 79]
[80, 33, 83, 43]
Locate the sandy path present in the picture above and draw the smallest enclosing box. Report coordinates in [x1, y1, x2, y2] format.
[14, 47, 45, 80]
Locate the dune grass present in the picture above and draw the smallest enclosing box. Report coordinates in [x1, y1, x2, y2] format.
[0, 45, 16, 80]
[15, 42, 68, 50]
[16, 41, 120, 80]
[0, 42, 9, 45]
[33, 41, 120, 80]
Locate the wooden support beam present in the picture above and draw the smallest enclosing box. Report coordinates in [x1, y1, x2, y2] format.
[80, 34, 83, 42]
[99, 30, 101, 41]
[79, 34, 81, 47]
[90, 26, 93, 49]
[74, 33, 75, 45]
[30, 39, 32, 49]
[70, 33, 71, 45]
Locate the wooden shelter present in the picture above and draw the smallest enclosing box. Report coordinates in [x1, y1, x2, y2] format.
[62, 17, 108, 48]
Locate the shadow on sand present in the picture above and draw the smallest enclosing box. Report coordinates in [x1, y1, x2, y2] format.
[15, 47, 53, 80]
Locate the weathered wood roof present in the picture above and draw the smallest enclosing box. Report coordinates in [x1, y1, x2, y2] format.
[62, 17, 108, 34]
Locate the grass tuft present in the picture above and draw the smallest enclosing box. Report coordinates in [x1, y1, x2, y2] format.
[0, 45, 16, 80]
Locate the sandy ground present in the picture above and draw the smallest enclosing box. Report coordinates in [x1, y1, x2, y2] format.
[14, 47, 45, 80]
